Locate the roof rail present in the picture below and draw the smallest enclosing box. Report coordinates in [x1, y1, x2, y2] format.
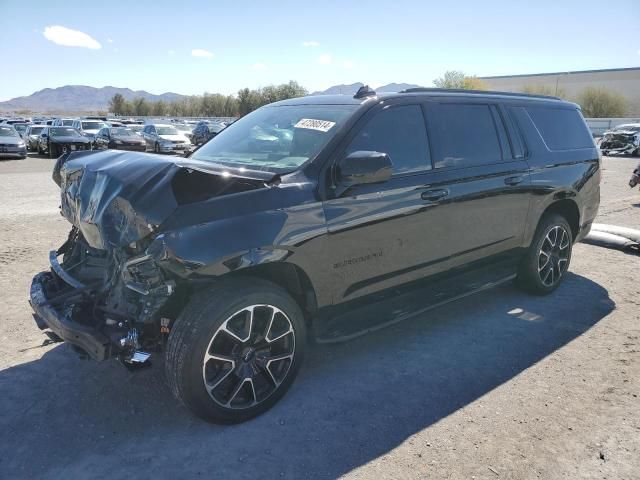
[398, 87, 562, 101]
[354, 85, 376, 99]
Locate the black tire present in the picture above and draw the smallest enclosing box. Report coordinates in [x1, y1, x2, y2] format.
[517, 213, 573, 295]
[166, 277, 306, 423]
[154, 142, 160, 154]
[49, 143, 57, 159]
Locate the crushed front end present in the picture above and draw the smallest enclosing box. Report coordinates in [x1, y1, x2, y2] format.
[30, 227, 176, 363]
[600, 129, 640, 155]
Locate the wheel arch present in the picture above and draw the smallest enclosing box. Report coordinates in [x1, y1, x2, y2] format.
[226, 262, 319, 321]
[541, 198, 580, 241]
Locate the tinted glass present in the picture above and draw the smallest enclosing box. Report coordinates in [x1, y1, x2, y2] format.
[50, 127, 78, 137]
[427, 103, 502, 169]
[0, 126, 19, 137]
[110, 128, 135, 136]
[347, 105, 430, 174]
[30, 126, 44, 135]
[156, 126, 179, 135]
[191, 104, 356, 173]
[526, 106, 593, 150]
[82, 121, 105, 130]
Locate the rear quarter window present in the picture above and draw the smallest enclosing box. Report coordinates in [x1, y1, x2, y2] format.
[525, 106, 593, 151]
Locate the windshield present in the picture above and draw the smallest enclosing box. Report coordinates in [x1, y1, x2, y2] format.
[30, 126, 44, 135]
[14, 124, 28, 133]
[82, 121, 105, 130]
[190, 105, 356, 172]
[61, 119, 74, 126]
[175, 124, 192, 131]
[110, 127, 136, 136]
[50, 127, 79, 137]
[156, 126, 179, 135]
[0, 126, 19, 137]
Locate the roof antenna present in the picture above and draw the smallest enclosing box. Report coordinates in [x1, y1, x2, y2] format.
[354, 85, 376, 99]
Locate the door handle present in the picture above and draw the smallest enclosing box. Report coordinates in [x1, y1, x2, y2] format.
[504, 175, 524, 186]
[421, 189, 449, 202]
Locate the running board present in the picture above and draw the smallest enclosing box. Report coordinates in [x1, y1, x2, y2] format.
[316, 261, 517, 344]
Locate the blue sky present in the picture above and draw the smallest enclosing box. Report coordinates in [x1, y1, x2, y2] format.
[0, 0, 639, 101]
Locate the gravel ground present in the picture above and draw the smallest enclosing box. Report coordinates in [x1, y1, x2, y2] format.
[0, 153, 638, 480]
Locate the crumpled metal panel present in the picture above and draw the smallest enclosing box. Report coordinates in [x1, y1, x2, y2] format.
[56, 151, 180, 250]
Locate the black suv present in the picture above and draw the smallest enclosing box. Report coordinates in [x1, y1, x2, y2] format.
[30, 87, 600, 423]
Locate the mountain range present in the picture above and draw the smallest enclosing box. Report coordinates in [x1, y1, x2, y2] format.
[311, 82, 423, 95]
[0, 82, 425, 113]
[0, 86, 185, 113]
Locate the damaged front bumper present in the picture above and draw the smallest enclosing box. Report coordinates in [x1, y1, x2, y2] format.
[30, 271, 112, 360]
[29, 231, 177, 362]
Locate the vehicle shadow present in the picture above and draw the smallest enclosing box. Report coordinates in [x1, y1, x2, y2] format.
[0, 272, 614, 479]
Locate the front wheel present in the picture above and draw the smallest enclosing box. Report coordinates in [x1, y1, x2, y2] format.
[516, 213, 573, 295]
[165, 278, 306, 423]
[49, 143, 57, 159]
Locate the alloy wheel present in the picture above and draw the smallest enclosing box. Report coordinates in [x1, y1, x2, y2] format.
[538, 225, 570, 287]
[202, 304, 295, 409]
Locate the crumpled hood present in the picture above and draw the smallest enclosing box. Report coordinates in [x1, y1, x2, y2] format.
[53, 150, 274, 250]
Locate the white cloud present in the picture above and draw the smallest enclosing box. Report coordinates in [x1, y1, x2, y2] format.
[253, 62, 266, 71]
[107, 38, 114, 43]
[302, 41, 320, 47]
[191, 49, 214, 58]
[342, 60, 354, 69]
[317, 53, 332, 65]
[43, 25, 101, 49]
[168, 49, 176, 56]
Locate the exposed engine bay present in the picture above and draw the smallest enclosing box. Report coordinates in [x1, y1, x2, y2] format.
[35, 226, 176, 363]
[600, 124, 640, 156]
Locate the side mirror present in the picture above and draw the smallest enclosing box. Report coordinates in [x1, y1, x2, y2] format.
[336, 150, 392, 188]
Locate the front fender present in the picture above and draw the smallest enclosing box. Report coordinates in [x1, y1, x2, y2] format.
[146, 204, 329, 301]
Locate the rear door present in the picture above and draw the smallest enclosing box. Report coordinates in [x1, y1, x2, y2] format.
[418, 98, 532, 270]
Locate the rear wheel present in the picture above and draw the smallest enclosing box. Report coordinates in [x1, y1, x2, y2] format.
[517, 213, 573, 295]
[165, 278, 306, 423]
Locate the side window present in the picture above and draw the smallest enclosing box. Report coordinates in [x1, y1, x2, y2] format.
[525, 106, 593, 151]
[346, 104, 431, 175]
[426, 103, 503, 169]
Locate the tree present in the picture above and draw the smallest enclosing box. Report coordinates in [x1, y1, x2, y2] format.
[577, 87, 627, 118]
[152, 100, 167, 116]
[108, 93, 126, 115]
[433, 71, 487, 90]
[132, 97, 150, 116]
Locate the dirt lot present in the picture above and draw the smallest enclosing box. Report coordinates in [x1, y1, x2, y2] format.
[0, 153, 638, 480]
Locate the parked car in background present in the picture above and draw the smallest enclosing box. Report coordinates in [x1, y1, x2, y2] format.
[72, 119, 106, 140]
[0, 125, 27, 159]
[37, 126, 92, 158]
[600, 123, 640, 156]
[141, 123, 191, 153]
[191, 122, 226, 145]
[52, 118, 75, 127]
[12, 123, 30, 139]
[24, 125, 46, 150]
[106, 120, 124, 128]
[93, 127, 146, 151]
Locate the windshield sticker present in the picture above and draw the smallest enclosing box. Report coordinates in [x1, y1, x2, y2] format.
[294, 118, 336, 132]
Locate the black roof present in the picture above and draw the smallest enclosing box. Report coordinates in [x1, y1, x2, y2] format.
[271, 88, 571, 107]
